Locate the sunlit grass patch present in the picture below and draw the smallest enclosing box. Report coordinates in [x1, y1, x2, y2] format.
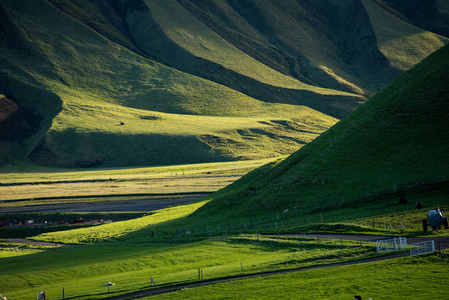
[31, 200, 208, 244]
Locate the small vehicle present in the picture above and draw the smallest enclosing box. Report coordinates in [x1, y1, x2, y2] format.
[422, 208, 449, 231]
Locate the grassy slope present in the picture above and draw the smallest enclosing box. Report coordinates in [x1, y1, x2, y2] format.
[374, 0, 449, 38]
[363, 0, 447, 72]
[144, 0, 349, 94]
[126, 0, 366, 118]
[178, 0, 447, 94]
[192, 43, 449, 221]
[0, 0, 337, 167]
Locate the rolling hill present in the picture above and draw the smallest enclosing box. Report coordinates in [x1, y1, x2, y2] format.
[0, 0, 447, 168]
[194, 42, 449, 221]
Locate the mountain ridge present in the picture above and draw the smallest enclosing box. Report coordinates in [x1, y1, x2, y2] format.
[0, 0, 447, 167]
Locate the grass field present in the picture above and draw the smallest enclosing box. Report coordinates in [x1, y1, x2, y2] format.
[0, 158, 278, 201]
[150, 250, 449, 300]
[0, 234, 384, 300]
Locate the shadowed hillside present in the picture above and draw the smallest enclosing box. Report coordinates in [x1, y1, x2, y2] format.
[0, 0, 447, 167]
[374, 0, 449, 38]
[195, 43, 449, 220]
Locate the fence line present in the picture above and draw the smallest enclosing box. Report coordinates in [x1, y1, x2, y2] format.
[77, 176, 448, 246]
[376, 237, 407, 252]
[410, 240, 435, 257]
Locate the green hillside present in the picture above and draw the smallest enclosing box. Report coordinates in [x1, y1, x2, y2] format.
[195, 43, 449, 221]
[0, 0, 447, 168]
[0, 0, 337, 167]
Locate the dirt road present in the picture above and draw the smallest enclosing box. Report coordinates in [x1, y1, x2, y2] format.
[280, 233, 449, 248]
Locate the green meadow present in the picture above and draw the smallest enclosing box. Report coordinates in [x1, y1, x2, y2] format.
[151, 251, 449, 300]
[0, 223, 399, 300]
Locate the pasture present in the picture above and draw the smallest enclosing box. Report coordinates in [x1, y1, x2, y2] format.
[0, 234, 381, 299]
[1, 163, 449, 299]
